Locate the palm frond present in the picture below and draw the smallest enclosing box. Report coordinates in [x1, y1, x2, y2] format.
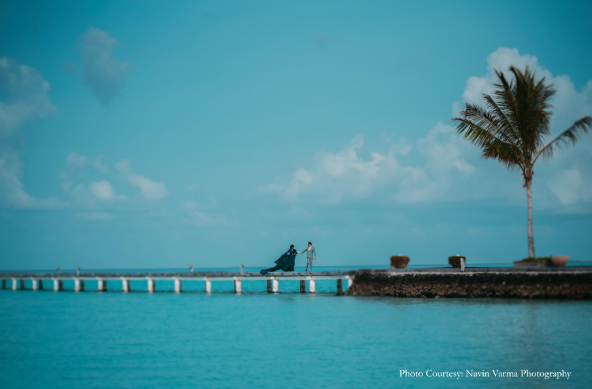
[535, 116, 592, 162]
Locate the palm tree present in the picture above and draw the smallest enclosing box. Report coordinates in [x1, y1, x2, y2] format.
[453, 66, 591, 258]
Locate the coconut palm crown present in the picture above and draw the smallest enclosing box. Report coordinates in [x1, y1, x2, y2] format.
[453, 66, 591, 258]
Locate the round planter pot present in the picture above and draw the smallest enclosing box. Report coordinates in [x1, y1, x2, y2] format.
[448, 256, 466, 268]
[549, 255, 569, 267]
[390, 255, 410, 269]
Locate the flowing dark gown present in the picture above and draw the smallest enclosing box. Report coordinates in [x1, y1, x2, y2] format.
[260, 249, 298, 275]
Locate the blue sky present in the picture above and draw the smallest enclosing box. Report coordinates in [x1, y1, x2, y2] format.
[1, 0, 591, 270]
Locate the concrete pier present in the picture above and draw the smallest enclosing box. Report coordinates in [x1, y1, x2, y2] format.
[1, 270, 357, 294]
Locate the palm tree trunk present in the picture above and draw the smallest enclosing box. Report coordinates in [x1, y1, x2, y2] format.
[526, 180, 535, 258]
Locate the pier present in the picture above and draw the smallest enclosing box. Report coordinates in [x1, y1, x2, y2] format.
[0, 270, 356, 294]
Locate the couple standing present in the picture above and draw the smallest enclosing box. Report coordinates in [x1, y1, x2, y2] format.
[260, 242, 316, 275]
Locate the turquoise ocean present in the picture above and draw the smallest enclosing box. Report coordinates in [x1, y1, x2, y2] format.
[1, 264, 591, 388]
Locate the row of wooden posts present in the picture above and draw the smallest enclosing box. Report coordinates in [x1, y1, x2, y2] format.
[0, 277, 353, 294]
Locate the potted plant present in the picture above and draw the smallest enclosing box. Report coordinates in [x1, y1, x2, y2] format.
[390, 255, 410, 269]
[448, 255, 466, 268]
[513, 257, 550, 267]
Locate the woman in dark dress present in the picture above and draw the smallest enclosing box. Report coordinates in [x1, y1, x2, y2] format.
[260, 245, 301, 275]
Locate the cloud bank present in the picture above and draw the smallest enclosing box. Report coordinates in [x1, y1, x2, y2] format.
[0, 57, 55, 137]
[78, 27, 130, 103]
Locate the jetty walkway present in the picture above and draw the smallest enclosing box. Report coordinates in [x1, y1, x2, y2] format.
[0, 270, 356, 294]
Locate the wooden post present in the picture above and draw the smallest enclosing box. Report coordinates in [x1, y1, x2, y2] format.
[74, 278, 80, 292]
[12, 278, 17, 290]
[122, 278, 129, 293]
[309, 278, 316, 294]
[80, 279, 85, 291]
[336, 279, 343, 295]
[147, 278, 154, 293]
[20, 279, 25, 290]
[31, 278, 37, 291]
[1, 279, 5, 289]
[234, 278, 242, 294]
[205, 278, 211, 293]
[272, 277, 278, 293]
[39, 279, 44, 290]
[266, 279, 272, 293]
[300, 280, 306, 293]
[97, 278, 104, 292]
[174, 278, 181, 293]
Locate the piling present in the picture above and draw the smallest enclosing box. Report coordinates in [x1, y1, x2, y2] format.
[272, 278, 278, 293]
[205, 278, 211, 293]
[12, 278, 17, 290]
[1, 279, 5, 289]
[74, 278, 81, 292]
[32, 278, 37, 291]
[122, 278, 130, 293]
[234, 278, 242, 294]
[97, 278, 104, 292]
[20, 279, 24, 290]
[174, 278, 181, 293]
[309, 278, 316, 294]
[39, 279, 44, 290]
[147, 278, 154, 293]
[300, 280, 306, 293]
[267, 279, 272, 293]
[336, 279, 343, 295]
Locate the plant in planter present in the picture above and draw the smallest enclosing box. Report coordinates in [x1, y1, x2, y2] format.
[513, 257, 550, 267]
[448, 255, 466, 268]
[390, 255, 410, 269]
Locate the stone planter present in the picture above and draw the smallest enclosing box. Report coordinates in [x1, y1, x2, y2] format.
[448, 255, 466, 268]
[513, 260, 549, 268]
[549, 255, 569, 267]
[390, 255, 410, 269]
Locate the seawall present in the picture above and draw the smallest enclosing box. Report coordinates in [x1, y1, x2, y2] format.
[345, 268, 592, 299]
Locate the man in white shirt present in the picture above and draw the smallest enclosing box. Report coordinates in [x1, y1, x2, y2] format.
[301, 242, 316, 272]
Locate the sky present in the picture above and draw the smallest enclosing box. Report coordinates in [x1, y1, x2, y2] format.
[1, 0, 591, 270]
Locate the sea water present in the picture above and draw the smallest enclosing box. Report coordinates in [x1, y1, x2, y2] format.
[1, 266, 591, 388]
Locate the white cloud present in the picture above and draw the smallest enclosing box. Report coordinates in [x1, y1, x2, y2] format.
[115, 160, 169, 200]
[0, 57, 55, 137]
[0, 148, 57, 209]
[453, 47, 592, 211]
[454, 47, 592, 133]
[261, 126, 474, 204]
[546, 169, 589, 206]
[78, 27, 130, 102]
[89, 180, 116, 200]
